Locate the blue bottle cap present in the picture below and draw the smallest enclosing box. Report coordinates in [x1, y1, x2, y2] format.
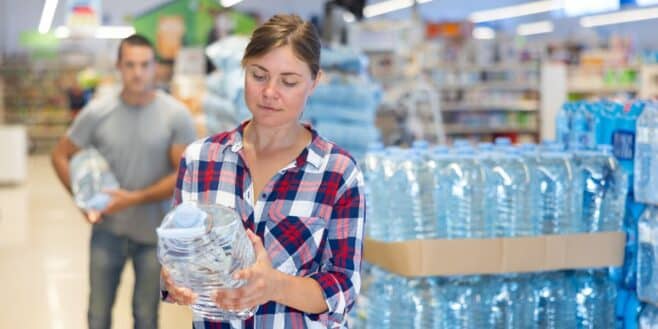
[173, 203, 207, 228]
[494, 137, 511, 146]
[412, 140, 430, 149]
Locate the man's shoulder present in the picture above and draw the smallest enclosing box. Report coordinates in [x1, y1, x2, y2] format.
[154, 91, 190, 114]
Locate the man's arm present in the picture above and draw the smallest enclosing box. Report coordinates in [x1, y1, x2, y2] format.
[51, 136, 81, 194]
[103, 143, 186, 214]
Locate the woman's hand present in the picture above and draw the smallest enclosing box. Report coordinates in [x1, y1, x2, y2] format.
[161, 267, 197, 305]
[213, 229, 284, 310]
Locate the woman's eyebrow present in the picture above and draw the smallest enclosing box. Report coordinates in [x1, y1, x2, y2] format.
[250, 64, 301, 77]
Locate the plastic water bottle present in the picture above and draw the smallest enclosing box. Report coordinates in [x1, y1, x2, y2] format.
[391, 278, 435, 329]
[379, 148, 400, 241]
[69, 148, 119, 211]
[156, 202, 256, 320]
[436, 146, 487, 238]
[435, 276, 483, 329]
[530, 143, 579, 235]
[363, 143, 386, 240]
[635, 102, 658, 205]
[571, 270, 616, 329]
[530, 272, 575, 329]
[640, 304, 658, 329]
[390, 147, 435, 240]
[572, 145, 627, 232]
[556, 103, 572, 147]
[638, 206, 658, 305]
[484, 274, 532, 329]
[366, 267, 394, 329]
[412, 141, 438, 239]
[480, 146, 532, 237]
[570, 103, 597, 150]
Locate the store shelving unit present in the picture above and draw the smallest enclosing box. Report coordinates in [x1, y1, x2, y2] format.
[430, 62, 542, 143]
[1, 60, 74, 154]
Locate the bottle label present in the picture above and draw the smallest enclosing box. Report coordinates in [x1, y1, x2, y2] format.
[639, 222, 652, 243]
[612, 130, 635, 160]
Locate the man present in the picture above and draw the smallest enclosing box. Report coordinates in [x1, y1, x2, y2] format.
[51, 34, 196, 329]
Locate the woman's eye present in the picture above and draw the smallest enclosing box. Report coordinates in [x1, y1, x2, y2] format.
[282, 80, 298, 87]
[252, 72, 266, 81]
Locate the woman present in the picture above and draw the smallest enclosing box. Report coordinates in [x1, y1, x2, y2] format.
[162, 14, 366, 328]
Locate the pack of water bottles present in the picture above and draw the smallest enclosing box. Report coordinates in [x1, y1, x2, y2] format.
[69, 148, 119, 212]
[363, 138, 627, 241]
[354, 267, 617, 329]
[302, 47, 382, 160]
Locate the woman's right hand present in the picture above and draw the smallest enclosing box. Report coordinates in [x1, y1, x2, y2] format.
[161, 267, 197, 305]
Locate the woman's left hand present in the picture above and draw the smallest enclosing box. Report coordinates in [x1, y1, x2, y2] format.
[213, 229, 283, 311]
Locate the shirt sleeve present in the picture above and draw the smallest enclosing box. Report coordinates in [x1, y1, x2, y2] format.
[307, 163, 366, 324]
[67, 101, 101, 148]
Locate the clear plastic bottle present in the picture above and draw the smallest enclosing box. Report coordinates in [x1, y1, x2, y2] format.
[69, 148, 119, 211]
[157, 202, 256, 320]
[635, 102, 658, 204]
[638, 206, 658, 305]
[363, 143, 386, 240]
[530, 272, 575, 329]
[480, 146, 532, 237]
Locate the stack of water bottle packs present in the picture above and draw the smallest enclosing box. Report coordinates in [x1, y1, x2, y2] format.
[356, 137, 629, 329]
[302, 46, 381, 160]
[556, 99, 658, 328]
[363, 138, 627, 241]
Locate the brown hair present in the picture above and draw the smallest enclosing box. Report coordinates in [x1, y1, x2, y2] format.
[242, 14, 321, 79]
[117, 34, 155, 62]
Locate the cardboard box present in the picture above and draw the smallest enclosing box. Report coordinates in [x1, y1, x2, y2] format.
[364, 232, 625, 277]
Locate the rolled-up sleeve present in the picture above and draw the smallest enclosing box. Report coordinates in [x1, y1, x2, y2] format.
[308, 167, 365, 324]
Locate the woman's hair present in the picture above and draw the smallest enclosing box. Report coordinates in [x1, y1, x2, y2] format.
[242, 14, 321, 79]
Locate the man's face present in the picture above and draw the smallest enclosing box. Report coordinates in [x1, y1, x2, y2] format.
[116, 44, 156, 94]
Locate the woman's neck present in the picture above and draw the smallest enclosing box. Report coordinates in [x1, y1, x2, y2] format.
[244, 120, 309, 154]
[120, 89, 156, 107]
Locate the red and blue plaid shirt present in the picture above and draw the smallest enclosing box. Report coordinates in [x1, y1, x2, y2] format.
[171, 121, 366, 328]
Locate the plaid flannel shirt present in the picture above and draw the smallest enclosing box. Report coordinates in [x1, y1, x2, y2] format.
[170, 122, 365, 329]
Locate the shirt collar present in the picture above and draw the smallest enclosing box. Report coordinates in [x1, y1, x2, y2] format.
[225, 120, 329, 170]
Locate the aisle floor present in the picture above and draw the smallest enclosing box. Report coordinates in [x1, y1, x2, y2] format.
[0, 155, 192, 328]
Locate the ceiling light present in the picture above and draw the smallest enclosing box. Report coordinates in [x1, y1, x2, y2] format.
[580, 6, 658, 27]
[94, 26, 136, 39]
[38, 0, 59, 33]
[469, 1, 557, 23]
[364, 0, 432, 18]
[517, 20, 554, 35]
[473, 26, 495, 40]
[220, 0, 243, 7]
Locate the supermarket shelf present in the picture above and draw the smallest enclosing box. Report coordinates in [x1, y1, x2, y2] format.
[445, 124, 538, 135]
[440, 82, 540, 90]
[434, 63, 540, 71]
[442, 102, 539, 112]
[567, 85, 639, 94]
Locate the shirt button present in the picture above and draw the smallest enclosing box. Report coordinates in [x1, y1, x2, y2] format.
[261, 193, 267, 199]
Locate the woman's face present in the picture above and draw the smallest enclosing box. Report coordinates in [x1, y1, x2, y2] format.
[243, 44, 319, 128]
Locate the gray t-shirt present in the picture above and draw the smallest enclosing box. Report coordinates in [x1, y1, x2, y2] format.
[68, 90, 196, 244]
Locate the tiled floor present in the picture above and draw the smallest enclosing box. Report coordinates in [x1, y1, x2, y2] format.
[0, 156, 192, 328]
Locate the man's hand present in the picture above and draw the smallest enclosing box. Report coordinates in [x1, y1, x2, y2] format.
[213, 230, 283, 311]
[86, 210, 102, 224]
[102, 189, 143, 215]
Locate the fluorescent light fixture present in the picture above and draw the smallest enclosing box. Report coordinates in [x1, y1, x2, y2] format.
[54, 26, 70, 39]
[220, 0, 243, 7]
[517, 20, 554, 35]
[469, 1, 557, 23]
[94, 26, 135, 39]
[581, 6, 658, 27]
[38, 0, 59, 33]
[364, 0, 431, 18]
[636, 0, 658, 6]
[472, 26, 495, 40]
[343, 12, 356, 23]
[563, 0, 618, 17]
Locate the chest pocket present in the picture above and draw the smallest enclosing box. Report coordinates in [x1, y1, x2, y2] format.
[264, 200, 328, 276]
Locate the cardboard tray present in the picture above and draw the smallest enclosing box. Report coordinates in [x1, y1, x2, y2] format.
[363, 232, 625, 277]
